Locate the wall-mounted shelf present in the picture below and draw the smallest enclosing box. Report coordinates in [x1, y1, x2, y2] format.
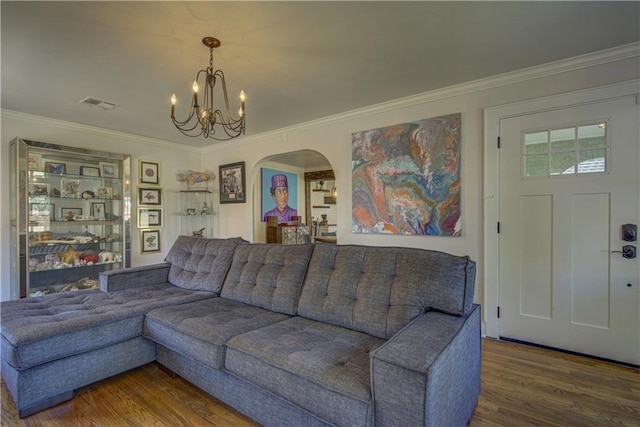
[180, 190, 213, 238]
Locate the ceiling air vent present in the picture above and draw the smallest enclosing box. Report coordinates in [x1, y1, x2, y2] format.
[78, 96, 119, 111]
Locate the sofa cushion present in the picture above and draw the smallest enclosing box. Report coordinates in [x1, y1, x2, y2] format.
[298, 244, 476, 339]
[143, 298, 290, 371]
[164, 236, 244, 292]
[0, 284, 214, 370]
[220, 244, 314, 315]
[226, 316, 382, 427]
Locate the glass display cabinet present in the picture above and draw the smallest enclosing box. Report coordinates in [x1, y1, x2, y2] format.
[9, 138, 131, 298]
[180, 190, 213, 238]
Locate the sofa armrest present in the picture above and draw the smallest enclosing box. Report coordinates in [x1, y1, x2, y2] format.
[370, 304, 481, 427]
[99, 263, 171, 292]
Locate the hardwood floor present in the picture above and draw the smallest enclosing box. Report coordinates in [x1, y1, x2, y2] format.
[2, 338, 638, 426]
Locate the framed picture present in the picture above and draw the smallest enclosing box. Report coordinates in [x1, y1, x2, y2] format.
[45, 162, 67, 175]
[219, 161, 246, 204]
[29, 183, 50, 198]
[138, 187, 162, 206]
[31, 203, 55, 220]
[80, 166, 101, 177]
[61, 207, 83, 221]
[27, 153, 42, 171]
[139, 160, 159, 185]
[100, 162, 116, 178]
[61, 179, 81, 198]
[138, 208, 163, 227]
[261, 168, 298, 223]
[140, 229, 161, 254]
[91, 202, 106, 219]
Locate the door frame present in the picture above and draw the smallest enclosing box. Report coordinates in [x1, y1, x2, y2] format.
[483, 80, 640, 339]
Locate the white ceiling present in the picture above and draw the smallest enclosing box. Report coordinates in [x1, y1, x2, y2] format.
[2, 1, 639, 150]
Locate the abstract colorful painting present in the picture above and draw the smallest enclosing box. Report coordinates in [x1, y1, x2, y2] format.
[352, 113, 462, 236]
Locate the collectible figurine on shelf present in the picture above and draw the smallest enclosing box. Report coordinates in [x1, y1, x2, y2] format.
[176, 170, 211, 189]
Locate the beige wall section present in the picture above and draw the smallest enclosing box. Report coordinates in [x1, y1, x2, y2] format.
[1, 44, 638, 305]
[202, 48, 640, 324]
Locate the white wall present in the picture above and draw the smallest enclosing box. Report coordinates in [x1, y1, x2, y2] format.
[1, 44, 638, 307]
[0, 112, 202, 300]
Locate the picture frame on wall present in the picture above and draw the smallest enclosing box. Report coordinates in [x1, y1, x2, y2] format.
[139, 160, 159, 185]
[219, 161, 246, 204]
[138, 208, 163, 227]
[260, 168, 298, 223]
[140, 229, 161, 254]
[137, 187, 162, 206]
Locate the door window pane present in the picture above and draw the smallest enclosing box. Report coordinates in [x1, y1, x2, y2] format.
[578, 123, 606, 149]
[524, 131, 548, 155]
[550, 128, 575, 151]
[523, 122, 607, 178]
[577, 149, 606, 174]
[524, 155, 548, 177]
[551, 152, 576, 175]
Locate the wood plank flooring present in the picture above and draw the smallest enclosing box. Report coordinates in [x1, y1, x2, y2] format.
[2, 338, 638, 426]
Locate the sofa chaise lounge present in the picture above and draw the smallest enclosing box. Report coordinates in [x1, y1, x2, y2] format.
[1, 236, 480, 426]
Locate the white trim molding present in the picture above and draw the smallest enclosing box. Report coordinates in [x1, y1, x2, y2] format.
[0, 109, 200, 152]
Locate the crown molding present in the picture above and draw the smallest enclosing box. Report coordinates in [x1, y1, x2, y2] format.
[206, 41, 640, 152]
[2, 41, 638, 155]
[0, 109, 199, 153]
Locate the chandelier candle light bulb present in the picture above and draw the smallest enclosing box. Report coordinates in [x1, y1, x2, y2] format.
[170, 94, 177, 117]
[192, 81, 199, 106]
[170, 36, 246, 141]
[239, 90, 246, 117]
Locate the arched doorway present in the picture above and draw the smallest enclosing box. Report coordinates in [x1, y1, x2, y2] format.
[251, 150, 335, 243]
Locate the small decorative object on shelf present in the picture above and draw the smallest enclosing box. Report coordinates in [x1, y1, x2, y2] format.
[192, 228, 205, 237]
[9, 138, 131, 298]
[176, 170, 211, 189]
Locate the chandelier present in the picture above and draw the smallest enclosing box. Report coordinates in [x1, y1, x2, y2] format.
[170, 37, 246, 141]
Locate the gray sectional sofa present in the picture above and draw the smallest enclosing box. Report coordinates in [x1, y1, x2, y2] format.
[1, 236, 481, 426]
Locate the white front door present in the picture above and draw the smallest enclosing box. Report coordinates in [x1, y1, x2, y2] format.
[498, 95, 639, 365]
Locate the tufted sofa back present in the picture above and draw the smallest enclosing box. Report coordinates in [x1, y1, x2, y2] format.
[297, 244, 476, 339]
[164, 236, 245, 292]
[221, 244, 315, 315]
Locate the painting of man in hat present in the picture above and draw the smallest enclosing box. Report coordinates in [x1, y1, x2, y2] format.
[262, 169, 298, 223]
